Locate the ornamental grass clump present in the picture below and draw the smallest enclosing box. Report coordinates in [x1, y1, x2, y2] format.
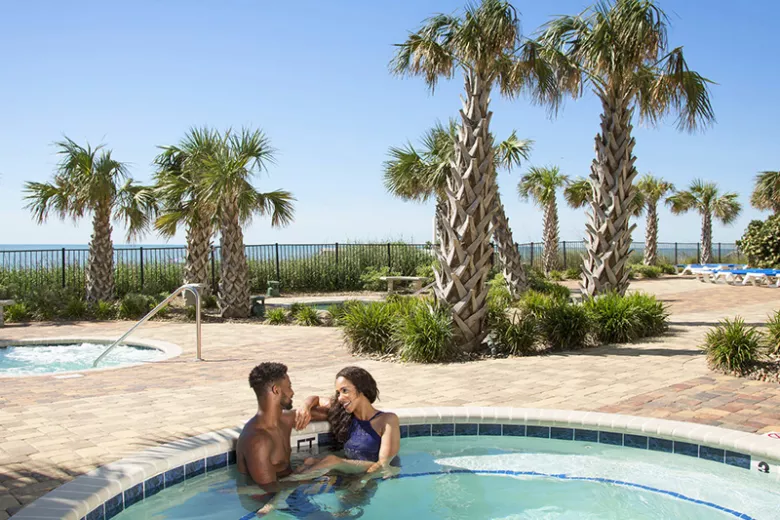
[701, 317, 762, 374]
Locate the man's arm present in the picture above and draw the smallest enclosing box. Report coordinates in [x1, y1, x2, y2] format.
[294, 396, 332, 430]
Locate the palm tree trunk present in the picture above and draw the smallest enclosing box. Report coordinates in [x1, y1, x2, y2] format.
[433, 70, 496, 352]
[491, 188, 528, 297]
[643, 202, 658, 266]
[218, 200, 250, 318]
[701, 211, 712, 264]
[582, 92, 638, 297]
[184, 213, 212, 297]
[434, 195, 448, 251]
[542, 198, 560, 274]
[85, 200, 114, 302]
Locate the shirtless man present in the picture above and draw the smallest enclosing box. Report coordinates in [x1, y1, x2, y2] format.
[237, 362, 322, 492]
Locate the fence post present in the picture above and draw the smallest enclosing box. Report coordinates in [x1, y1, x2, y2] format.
[139, 247, 144, 290]
[562, 241, 567, 269]
[674, 242, 678, 265]
[275, 243, 281, 282]
[697, 243, 701, 264]
[718, 242, 722, 263]
[387, 243, 392, 270]
[530, 242, 534, 267]
[61, 247, 66, 288]
[335, 242, 339, 288]
[210, 246, 217, 294]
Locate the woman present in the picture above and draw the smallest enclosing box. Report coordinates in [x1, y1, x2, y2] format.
[297, 366, 401, 475]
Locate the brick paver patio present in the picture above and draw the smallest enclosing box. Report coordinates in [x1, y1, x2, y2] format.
[1, 278, 780, 518]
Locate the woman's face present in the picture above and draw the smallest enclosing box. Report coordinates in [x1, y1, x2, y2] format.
[335, 376, 362, 413]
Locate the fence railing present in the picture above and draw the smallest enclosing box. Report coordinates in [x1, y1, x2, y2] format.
[0, 241, 741, 298]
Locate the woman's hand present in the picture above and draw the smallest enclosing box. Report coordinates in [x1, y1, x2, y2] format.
[295, 406, 311, 430]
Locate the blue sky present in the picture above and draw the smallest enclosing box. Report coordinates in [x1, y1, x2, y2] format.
[0, 0, 776, 245]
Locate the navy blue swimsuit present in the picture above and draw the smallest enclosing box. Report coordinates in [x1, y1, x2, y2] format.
[343, 411, 384, 462]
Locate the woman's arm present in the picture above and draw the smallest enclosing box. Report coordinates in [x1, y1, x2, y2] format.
[368, 414, 400, 472]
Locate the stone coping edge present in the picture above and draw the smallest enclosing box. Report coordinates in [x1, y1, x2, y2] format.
[11, 407, 780, 519]
[0, 336, 183, 378]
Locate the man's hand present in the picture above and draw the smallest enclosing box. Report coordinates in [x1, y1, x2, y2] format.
[295, 406, 311, 430]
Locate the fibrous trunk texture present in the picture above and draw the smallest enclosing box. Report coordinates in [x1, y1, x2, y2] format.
[581, 92, 638, 297]
[492, 188, 528, 298]
[433, 71, 497, 351]
[86, 201, 115, 302]
[542, 197, 560, 274]
[643, 203, 658, 266]
[185, 213, 212, 297]
[218, 200, 250, 318]
[701, 211, 712, 264]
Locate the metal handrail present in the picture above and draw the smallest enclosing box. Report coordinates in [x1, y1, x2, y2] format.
[93, 283, 203, 367]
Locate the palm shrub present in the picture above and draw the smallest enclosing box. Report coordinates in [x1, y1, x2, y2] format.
[62, 298, 88, 320]
[295, 306, 322, 326]
[93, 300, 116, 321]
[538, 299, 591, 351]
[341, 301, 398, 355]
[701, 318, 762, 374]
[487, 309, 538, 356]
[626, 292, 670, 337]
[5, 303, 30, 322]
[584, 292, 644, 343]
[564, 267, 580, 280]
[118, 293, 154, 320]
[265, 308, 289, 325]
[288, 302, 307, 318]
[764, 311, 780, 356]
[395, 302, 455, 363]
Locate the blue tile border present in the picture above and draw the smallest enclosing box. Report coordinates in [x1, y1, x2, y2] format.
[81, 426, 762, 520]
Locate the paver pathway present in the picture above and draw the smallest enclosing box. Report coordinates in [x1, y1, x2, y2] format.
[1, 279, 779, 518]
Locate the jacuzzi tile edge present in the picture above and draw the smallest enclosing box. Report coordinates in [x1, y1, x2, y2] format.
[10, 408, 780, 519]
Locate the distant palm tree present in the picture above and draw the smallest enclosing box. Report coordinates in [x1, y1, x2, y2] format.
[384, 120, 533, 296]
[391, 0, 567, 350]
[201, 129, 295, 318]
[634, 174, 675, 265]
[667, 180, 741, 264]
[154, 127, 221, 297]
[518, 166, 568, 274]
[540, 0, 715, 296]
[750, 171, 780, 215]
[24, 138, 155, 302]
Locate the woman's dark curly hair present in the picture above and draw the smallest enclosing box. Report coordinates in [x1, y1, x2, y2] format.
[328, 366, 379, 447]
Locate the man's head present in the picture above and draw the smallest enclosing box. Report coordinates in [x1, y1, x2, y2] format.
[249, 362, 294, 411]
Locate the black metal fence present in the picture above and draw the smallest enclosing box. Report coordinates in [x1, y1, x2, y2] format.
[0, 241, 741, 298]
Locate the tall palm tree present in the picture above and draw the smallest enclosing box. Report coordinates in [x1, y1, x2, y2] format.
[383, 120, 533, 296]
[201, 128, 295, 318]
[391, 0, 564, 351]
[24, 138, 155, 302]
[634, 174, 674, 265]
[518, 166, 568, 273]
[666, 180, 741, 264]
[154, 128, 221, 297]
[540, 0, 715, 296]
[750, 171, 780, 215]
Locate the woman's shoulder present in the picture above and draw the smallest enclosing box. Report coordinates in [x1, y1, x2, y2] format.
[377, 411, 399, 427]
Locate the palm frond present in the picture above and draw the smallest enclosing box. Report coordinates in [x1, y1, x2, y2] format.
[518, 165, 568, 206]
[712, 192, 742, 225]
[750, 170, 780, 213]
[115, 181, 157, 242]
[563, 177, 592, 209]
[389, 14, 459, 91]
[495, 132, 533, 172]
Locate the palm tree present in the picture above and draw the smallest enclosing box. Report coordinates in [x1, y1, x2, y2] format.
[666, 180, 741, 264]
[391, 0, 565, 351]
[518, 166, 568, 274]
[540, 0, 715, 296]
[750, 171, 780, 214]
[635, 174, 675, 265]
[154, 128, 221, 297]
[384, 120, 533, 296]
[201, 128, 295, 318]
[24, 138, 155, 302]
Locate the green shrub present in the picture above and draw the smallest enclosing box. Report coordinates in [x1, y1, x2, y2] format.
[548, 270, 564, 281]
[288, 302, 306, 318]
[326, 303, 346, 325]
[658, 263, 677, 275]
[415, 261, 436, 281]
[342, 302, 397, 355]
[266, 308, 289, 325]
[118, 293, 154, 320]
[564, 267, 581, 280]
[93, 300, 116, 321]
[630, 264, 663, 279]
[626, 292, 670, 337]
[538, 300, 591, 351]
[5, 302, 30, 322]
[519, 290, 562, 317]
[764, 310, 780, 356]
[360, 266, 400, 291]
[395, 302, 455, 363]
[203, 294, 218, 309]
[701, 317, 762, 374]
[736, 216, 780, 268]
[487, 309, 538, 356]
[0, 283, 18, 300]
[295, 306, 322, 326]
[584, 292, 643, 343]
[487, 274, 513, 308]
[62, 298, 88, 320]
[185, 305, 198, 320]
[22, 286, 70, 320]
